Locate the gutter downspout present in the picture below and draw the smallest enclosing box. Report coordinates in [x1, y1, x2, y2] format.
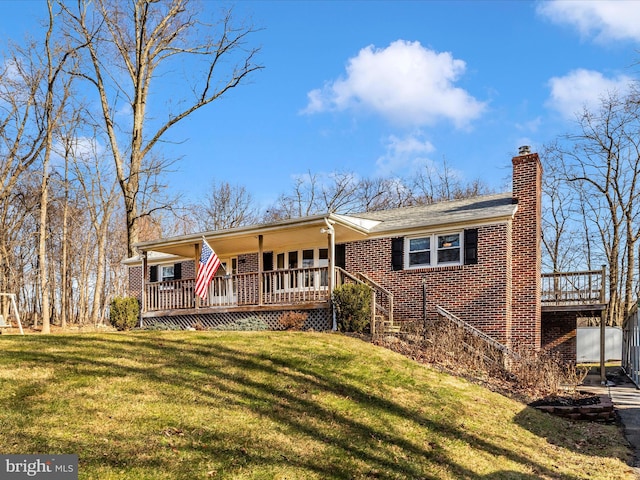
[323, 217, 336, 331]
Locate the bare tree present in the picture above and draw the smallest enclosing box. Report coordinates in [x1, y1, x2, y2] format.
[265, 171, 364, 221]
[265, 164, 492, 222]
[192, 179, 260, 231]
[540, 143, 586, 272]
[552, 91, 640, 325]
[59, 0, 263, 257]
[413, 157, 491, 204]
[37, 0, 79, 333]
[0, 45, 47, 297]
[67, 131, 121, 323]
[356, 177, 414, 212]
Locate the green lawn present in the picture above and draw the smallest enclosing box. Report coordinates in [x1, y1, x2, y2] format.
[0, 331, 634, 479]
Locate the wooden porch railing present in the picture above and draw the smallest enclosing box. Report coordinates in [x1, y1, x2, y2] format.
[144, 267, 330, 312]
[541, 267, 606, 307]
[335, 267, 396, 334]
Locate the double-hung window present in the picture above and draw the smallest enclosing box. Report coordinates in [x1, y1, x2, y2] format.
[406, 232, 462, 268]
[161, 265, 175, 282]
[408, 237, 431, 267]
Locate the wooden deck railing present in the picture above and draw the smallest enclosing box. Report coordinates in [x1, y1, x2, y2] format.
[541, 267, 606, 307]
[144, 267, 330, 312]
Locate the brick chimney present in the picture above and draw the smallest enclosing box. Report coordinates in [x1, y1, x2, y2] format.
[510, 146, 542, 351]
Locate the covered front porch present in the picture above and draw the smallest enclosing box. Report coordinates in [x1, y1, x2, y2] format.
[132, 213, 381, 330]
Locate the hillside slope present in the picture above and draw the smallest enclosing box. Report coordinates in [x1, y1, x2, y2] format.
[0, 331, 634, 479]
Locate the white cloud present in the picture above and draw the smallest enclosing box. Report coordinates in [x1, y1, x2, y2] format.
[375, 132, 435, 176]
[537, 0, 640, 43]
[546, 69, 634, 119]
[303, 40, 486, 128]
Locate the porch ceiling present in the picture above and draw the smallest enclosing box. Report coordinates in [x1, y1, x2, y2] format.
[138, 218, 369, 260]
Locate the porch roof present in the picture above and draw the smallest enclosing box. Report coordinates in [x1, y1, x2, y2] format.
[128, 213, 376, 263]
[126, 192, 517, 264]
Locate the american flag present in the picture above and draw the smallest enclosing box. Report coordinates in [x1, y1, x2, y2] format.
[195, 239, 221, 299]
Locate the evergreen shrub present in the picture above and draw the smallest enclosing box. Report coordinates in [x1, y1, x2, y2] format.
[332, 283, 372, 333]
[109, 297, 140, 331]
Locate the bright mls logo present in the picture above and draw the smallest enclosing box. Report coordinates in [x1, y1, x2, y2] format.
[0, 455, 78, 479]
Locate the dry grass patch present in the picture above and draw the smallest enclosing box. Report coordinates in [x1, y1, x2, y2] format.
[0, 331, 634, 479]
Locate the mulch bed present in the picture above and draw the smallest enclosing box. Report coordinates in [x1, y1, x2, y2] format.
[529, 394, 601, 408]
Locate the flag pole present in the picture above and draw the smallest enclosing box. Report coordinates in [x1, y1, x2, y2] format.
[202, 237, 227, 272]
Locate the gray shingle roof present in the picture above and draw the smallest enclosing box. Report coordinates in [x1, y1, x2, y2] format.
[344, 192, 516, 234]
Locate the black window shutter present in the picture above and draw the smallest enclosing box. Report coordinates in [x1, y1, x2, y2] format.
[335, 244, 346, 269]
[149, 265, 158, 282]
[391, 237, 404, 271]
[263, 252, 273, 271]
[464, 228, 478, 265]
[174, 263, 182, 280]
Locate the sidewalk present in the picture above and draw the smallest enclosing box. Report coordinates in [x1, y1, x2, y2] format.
[581, 367, 640, 473]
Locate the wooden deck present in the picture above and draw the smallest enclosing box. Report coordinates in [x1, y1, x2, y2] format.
[541, 267, 607, 312]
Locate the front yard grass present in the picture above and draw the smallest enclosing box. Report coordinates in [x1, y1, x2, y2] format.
[0, 331, 634, 479]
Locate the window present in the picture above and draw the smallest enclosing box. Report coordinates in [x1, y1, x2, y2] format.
[150, 264, 178, 282]
[302, 249, 314, 267]
[273, 248, 330, 290]
[406, 232, 461, 268]
[408, 237, 430, 267]
[161, 265, 175, 282]
[303, 249, 315, 287]
[153, 263, 181, 291]
[437, 234, 460, 264]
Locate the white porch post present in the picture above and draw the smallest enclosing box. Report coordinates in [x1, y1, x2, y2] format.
[140, 251, 147, 327]
[324, 218, 336, 330]
[258, 234, 264, 306]
[195, 243, 201, 309]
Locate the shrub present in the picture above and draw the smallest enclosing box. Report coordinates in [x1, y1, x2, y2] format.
[332, 283, 372, 333]
[376, 318, 591, 400]
[109, 297, 140, 331]
[279, 311, 308, 331]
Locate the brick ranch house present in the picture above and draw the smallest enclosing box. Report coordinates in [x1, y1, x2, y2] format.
[125, 149, 606, 362]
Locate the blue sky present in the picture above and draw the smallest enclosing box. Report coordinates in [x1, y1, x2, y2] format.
[4, 1, 640, 208]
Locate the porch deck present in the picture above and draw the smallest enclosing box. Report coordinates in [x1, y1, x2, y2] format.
[541, 268, 607, 312]
[143, 266, 330, 315]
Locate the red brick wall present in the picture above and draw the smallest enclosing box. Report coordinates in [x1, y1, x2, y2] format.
[128, 260, 196, 301]
[511, 153, 542, 350]
[344, 223, 513, 345]
[182, 260, 196, 279]
[239, 253, 258, 274]
[542, 311, 577, 364]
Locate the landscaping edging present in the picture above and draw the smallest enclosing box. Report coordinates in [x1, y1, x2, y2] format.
[532, 394, 615, 422]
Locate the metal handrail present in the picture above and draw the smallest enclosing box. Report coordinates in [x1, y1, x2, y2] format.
[436, 305, 518, 359]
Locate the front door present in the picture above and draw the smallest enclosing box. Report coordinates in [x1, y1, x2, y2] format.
[209, 258, 237, 305]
